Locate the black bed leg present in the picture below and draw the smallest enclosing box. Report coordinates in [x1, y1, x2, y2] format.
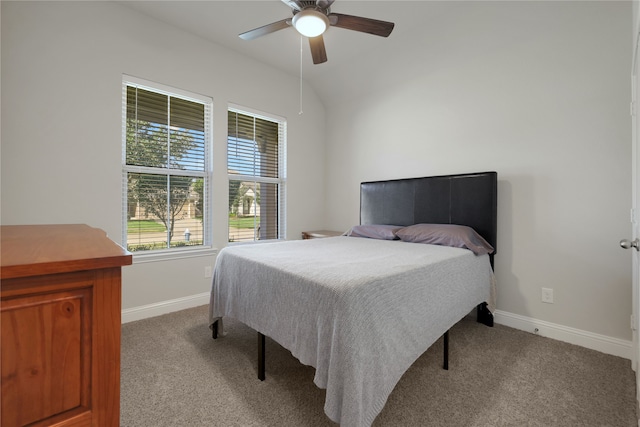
[258, 332, 265, 381]
[212, 320, 219, 339]
[477, 303, 494, 327]
[443, 330, 449, 370]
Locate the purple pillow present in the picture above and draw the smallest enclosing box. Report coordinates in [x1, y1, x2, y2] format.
[396, 223, 494, 255]
[344, 224, 403, 240]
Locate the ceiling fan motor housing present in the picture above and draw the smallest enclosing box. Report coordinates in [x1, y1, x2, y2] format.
[299, 1, 326, 10]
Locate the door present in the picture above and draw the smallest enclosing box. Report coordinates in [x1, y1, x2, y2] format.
[626, 6, 640, 398]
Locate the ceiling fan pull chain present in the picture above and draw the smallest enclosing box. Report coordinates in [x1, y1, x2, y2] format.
[299, 35, 304, 115]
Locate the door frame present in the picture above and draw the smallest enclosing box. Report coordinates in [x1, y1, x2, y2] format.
[631, 1, 640, 406]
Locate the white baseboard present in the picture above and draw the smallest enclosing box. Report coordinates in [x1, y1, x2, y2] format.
[121, 292, 210, 324]
[494, 310, 632, 360]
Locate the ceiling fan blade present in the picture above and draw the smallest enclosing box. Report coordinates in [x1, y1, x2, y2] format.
[282, 0, 304, 11]
[316, 0, 335, 9]
[239, 19, 291, 41]
[329, 13, 395, 37]
[309, 35, 328, 64]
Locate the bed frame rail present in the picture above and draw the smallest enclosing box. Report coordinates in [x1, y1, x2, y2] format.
[253, 330, 450, 381]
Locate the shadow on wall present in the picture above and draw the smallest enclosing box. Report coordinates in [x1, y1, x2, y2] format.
[496, 177, 527, 317]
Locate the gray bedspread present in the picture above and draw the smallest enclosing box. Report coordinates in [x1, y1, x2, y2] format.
[209, 236, 494, 427]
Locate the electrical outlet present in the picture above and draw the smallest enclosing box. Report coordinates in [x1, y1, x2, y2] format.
[205, 266, 212, 278]
[541, 287, 554, 304]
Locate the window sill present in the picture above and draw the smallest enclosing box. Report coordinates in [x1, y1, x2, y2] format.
[131, 246, 218, 264]
[227, 238, 284, 247]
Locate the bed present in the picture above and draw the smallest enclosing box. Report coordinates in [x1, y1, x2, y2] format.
[209, 171, 497, 427]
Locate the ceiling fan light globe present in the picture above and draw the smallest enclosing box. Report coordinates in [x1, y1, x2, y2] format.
[293, 10, 329, 38]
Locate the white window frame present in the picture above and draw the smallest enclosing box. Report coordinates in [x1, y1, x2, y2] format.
[228, 104, 287, 243]
[122, 75, 214, 262]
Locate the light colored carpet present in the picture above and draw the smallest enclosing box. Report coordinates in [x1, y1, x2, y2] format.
[121, 305, 637, 426]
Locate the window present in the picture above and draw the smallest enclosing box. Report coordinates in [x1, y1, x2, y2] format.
[228, 106, 286, 242]
[122, 76, 212, 256]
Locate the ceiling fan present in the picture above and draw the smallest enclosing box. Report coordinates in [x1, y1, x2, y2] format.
[239, 0, 395, 65]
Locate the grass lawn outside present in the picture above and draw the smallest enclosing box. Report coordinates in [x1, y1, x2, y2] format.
[127, 220, 166, 233]
[229, 216, 259, 229]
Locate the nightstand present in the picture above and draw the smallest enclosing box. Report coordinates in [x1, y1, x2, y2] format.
[301, 230, 343, 239]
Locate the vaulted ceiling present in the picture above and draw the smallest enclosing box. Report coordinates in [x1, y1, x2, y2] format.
[118, 0, 439, 105]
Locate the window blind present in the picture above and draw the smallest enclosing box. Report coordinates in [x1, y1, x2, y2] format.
[227, 107, 286, 243]
[122, 77, 212, 254]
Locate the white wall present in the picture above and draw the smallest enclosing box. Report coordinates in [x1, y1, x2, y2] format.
[1, 1, 325, 310]
[324, 1, 633, 342]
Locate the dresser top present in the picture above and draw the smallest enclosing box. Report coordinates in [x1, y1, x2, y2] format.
[1, 224, 132, 279]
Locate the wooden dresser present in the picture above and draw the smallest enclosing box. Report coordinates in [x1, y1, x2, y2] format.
[1, 224, 132, 427]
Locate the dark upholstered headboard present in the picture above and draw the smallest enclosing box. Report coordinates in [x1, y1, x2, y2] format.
[360, 172, 498, 255]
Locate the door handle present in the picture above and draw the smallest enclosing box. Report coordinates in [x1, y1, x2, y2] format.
[620, 238, 640, 251]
